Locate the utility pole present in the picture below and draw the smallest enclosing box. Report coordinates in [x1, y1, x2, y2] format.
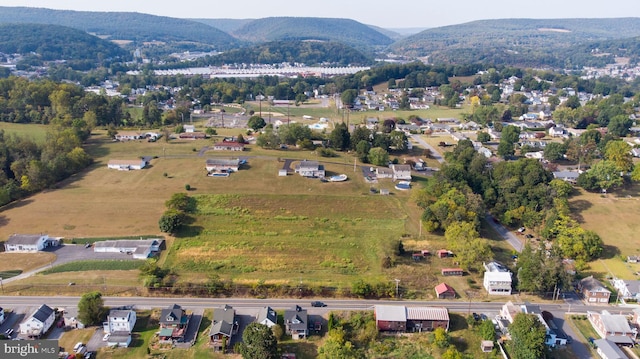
[394, 279, 400, 299]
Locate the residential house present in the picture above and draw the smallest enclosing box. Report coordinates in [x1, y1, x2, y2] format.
[62, 307, 85, 329]
[628, 256, 640, 264]
[210, 305, 237, 351]
[390, 164, 412, 181]
[103, 309, 137, 347]
[434, 283, 456, 299]
[284, 306, 309, 340]
[206, 159, 240, 174]
[256, 306, 277, 328]
[549, 126, 567, 138]
[19, 304, 55, 338]
[477, 147, 493, 158]
[158, 304, 190, 343]
[500, 301, 521, 323]
[613, 280, 640, 301]
[213, 141, 245, 151]
[522, 304, 567, 347]
[594, 338, 629, 359]
[93, 239, 163, 260]
[553, 170, 580, 184]
[483, 261, 512, 295]
[587, 310, 637, 340]
[365, 118, 379, 130]
[4, 234, 58, 252]
[114, 131, 145, 141]
[631, 148, 640, 158]
[579, 276, 611, 304]
[295, 160, 325, 178]
[375, 167, 394, 179]
[107, 159, 146, 171]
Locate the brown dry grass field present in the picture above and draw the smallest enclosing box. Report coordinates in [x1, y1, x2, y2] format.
[0, 252, 55, 272]
[569, 186, 640, 280]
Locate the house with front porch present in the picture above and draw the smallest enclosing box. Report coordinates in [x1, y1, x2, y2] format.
[158, 304, 190, 343]
[284, 306, 309, 339]
[210, 305, 237, 352]
[103, 309, 137, 347]
[205, 158, 240, 174]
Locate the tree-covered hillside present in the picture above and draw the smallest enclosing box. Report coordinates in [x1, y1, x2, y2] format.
[211, 41, 372, 66]
[390, 18, 640, 68]
[0, 7, 239, 49]
[191, 18, 254, 33]
[231, 17, 393, 48]
[0, 24, 129, 62]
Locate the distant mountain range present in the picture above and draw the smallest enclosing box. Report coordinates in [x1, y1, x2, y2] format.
[0, 7, 639, 69]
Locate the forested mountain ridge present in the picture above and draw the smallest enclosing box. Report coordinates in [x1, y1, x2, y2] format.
[390, 18, 640, 68]
[0, 24, 129, 62]
[231, 17, 394, 48]
[191, 18, 254, 33]
[0, 7, 239, 49]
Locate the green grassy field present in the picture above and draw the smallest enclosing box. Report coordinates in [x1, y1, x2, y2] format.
[0, 122, 48, 142]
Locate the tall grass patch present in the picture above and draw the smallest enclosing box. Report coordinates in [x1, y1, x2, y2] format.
[165, 193, 407, 286]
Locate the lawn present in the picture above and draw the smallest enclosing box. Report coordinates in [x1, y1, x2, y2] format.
[568, 186, 640, 280]
[0, 122, 48, 142]
[58, 328, 96, 355]
[3, 270, 142, 296]
[0, 252, 56, 272]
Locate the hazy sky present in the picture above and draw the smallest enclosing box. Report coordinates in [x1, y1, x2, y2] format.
[2, 0, 640, 28]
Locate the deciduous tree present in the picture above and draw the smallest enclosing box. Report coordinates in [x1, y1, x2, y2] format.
[238, 323, 279, 359]
[78, 291, 106, 326]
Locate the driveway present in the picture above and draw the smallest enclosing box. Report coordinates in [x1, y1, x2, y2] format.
[484, 214, 523, 252]
[410, 134, 444, 163]
[4, 244, 141, 284]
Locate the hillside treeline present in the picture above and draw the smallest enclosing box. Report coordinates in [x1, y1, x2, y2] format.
[0, 77, 127, 126]
[0, 24, 129, 65]
[156, 41, 373, 67]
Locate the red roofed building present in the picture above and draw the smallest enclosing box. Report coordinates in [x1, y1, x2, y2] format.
[435, 283, 456, 299]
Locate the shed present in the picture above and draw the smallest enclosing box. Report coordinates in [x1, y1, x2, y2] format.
[437, 249, 453, 258]
[434, 283, 456, 299]
[278, 169, 288, 177]
[481, 340, 494, 352]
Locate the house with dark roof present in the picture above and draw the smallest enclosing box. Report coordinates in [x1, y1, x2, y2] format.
[19, 304, 55, 338]
[256, 306, 277, 328]
[4, 234, 58, 252]
[158, 304, 190, 342]
[579, 276, 611, 304]
[435, 283, 456, 299]
[209, 305, 237, 352]
[284, 306, 309, 339]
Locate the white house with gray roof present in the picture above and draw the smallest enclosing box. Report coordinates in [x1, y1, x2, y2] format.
[594, 338, 629, 359]
[19, 304, 55, 337]
[256, 306, 277, 328]
[613, 279, 640, 301]
[4, 234, 58, 252]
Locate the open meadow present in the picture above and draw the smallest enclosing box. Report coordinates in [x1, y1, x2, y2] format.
[569, 186, 640, 280]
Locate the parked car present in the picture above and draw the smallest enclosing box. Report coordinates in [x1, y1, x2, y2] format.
[5, 328, 14, 337]
[84, 243, 92, 248]
[73, 342, 84, 352]
[103, 333, 110, 341]
[311, 301, 327, 307]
